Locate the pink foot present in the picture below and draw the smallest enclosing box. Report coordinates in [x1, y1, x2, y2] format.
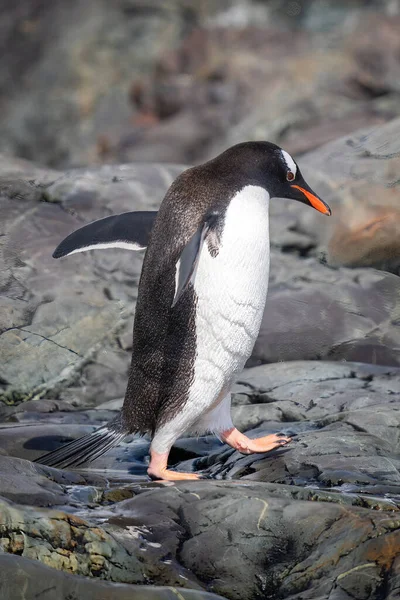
[220, 427, 291, 455]
[148, 449, 201, 481]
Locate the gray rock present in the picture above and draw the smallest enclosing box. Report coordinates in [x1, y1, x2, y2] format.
[252, 253, 400, 367]
[197, 361, 400, 495]
[3, 478, 399, 600]
[0, 0, 198, 169]
[97, 481, 400, 600]
[0, 453, 108, 506]
[0, 160, 183, 406]
[0, 554, 223, 600]
[0, 496, 145, 582]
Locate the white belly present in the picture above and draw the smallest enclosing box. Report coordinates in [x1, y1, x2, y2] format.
[193, 185, 270, 399]
[151, 185, 270, 452]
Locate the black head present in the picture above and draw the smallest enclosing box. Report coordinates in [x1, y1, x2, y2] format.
[211, 141, 331, 215]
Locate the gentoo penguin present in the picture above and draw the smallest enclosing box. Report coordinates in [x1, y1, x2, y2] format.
[37, 141, 331, 480]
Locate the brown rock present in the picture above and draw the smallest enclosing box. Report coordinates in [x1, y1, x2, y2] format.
[298, 116, 400, 273]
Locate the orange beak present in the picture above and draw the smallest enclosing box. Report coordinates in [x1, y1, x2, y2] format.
[291, 185, 331, 216]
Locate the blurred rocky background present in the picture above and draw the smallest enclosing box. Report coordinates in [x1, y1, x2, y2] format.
[2, 2, 400, 599]
[1, 0, 400, 169]
[2, 0, 400, 274]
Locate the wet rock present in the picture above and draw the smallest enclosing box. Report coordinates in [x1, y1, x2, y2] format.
[0, 497, 144, 583]
[196, 361, 400, 496]
[91, 481, 400, 600]
[5, 360, 400, 501]
[0, 494, 209, 592]
[0, 554, 222, 600]
[2, 479, 399, 600]
[0, 453, 108, 506]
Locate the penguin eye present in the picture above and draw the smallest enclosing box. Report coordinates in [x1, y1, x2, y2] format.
[286, 171, 295, 182]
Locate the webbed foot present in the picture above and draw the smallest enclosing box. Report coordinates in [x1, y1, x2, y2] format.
[220, 427, 291, 454]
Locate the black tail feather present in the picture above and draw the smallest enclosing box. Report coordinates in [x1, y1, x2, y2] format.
[35, 425, 127, 469]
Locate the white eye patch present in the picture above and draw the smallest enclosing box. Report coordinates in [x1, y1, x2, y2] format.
[281, 149, 297, 177]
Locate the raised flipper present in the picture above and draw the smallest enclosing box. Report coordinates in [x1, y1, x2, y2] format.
[53, 211, 158, 258]
[172, 212, 219, 308]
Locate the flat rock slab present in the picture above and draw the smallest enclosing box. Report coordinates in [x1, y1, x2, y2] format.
[0, 453, 108, 506]
[253, 253, 400, 367]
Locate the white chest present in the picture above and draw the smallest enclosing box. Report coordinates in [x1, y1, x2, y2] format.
[193, 185, 270, 389]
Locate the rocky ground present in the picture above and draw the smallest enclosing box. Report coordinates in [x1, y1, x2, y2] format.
[1, 113, 400, 598]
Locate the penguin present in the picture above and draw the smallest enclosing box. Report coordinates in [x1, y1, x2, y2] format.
[37, 141, 331, 480]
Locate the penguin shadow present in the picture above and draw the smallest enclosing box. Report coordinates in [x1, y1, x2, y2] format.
[25, 434, 75, 454]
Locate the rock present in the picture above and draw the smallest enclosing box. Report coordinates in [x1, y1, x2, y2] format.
[1, 479, 400, 599]
[4, 360, 400, 500]
[0, 454, 94, 506]
[349, 14, 400, 97]
[252, 253, 400, 367]
[297, 117, 400, 274]
[0, 0, 200, 169]
[0, 498, 147, 584]
[0, 160, 183, 406]
[198, 361, 400, 496]
[74, 481, 400, 599]
[0, 554, 222, 600]
[0, 494, 212, 592]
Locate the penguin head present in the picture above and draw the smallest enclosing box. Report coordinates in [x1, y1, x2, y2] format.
[215, 141, 331, 216]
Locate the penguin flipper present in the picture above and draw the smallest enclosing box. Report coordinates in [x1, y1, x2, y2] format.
[172, 213, 219, 307]
[53, 211, 158, 259]
[35, 425, 127, 469]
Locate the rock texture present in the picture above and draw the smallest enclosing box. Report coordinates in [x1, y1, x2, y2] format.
[299, 118, 400, 274]
[0, 158, 182, 404]
[0, 554, 221, 600]
[1, 478, 400, 599]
